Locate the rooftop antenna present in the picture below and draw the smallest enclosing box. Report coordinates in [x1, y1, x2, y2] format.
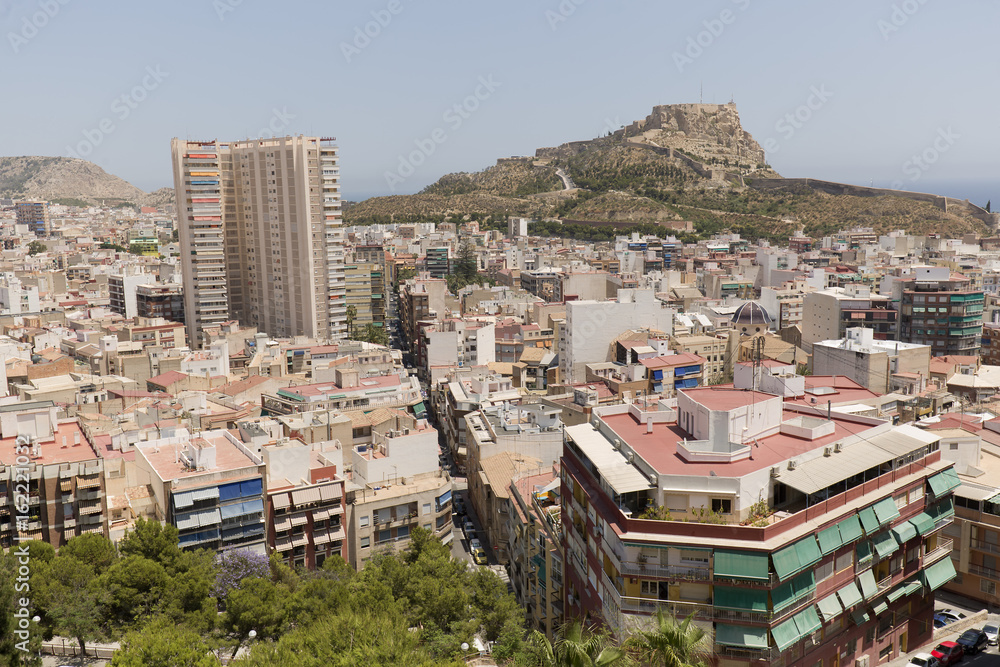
[700, 82, 703, 104]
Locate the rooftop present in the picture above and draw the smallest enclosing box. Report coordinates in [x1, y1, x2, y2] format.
[134, 430, 260, 487]
[0, 420, 99, 465]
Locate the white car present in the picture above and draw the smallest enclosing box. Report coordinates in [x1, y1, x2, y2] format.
[905, 653, 940, 667]
[984, 624, 999, 646]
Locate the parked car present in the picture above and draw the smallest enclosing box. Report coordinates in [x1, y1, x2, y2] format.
[469, 538, 487, 565]
[984, 624, 999, 646]
[937, 609, 967, 624]
[463, 519, 475, 535]
[957, 629, 989, 655]
[905, 653, 941, 667]
[934, 615, 951, 630]
[931, 641, 965, 666]
[453, 498, 466, 515]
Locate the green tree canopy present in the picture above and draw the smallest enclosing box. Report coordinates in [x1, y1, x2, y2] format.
[110, 616, 219, 667]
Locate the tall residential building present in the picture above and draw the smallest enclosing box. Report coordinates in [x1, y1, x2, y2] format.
[15, 201, 49, 237]
[896, 267, 985, 356]
[172, 136, 345, 347]
[801, 285, 896, 353]
[563, 378, 957, 667]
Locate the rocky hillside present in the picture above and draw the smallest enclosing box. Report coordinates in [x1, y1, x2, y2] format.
[0, 156, 170, 207]
[345, 102, 993, 242]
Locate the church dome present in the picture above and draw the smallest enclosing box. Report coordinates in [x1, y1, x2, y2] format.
[731, 301, 772, 334]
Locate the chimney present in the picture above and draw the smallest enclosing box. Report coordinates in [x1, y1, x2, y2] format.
[827, 400, 832, 421]
[646, 417, 653, 434]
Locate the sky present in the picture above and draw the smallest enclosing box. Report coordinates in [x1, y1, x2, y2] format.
[2, 0, 998, 205]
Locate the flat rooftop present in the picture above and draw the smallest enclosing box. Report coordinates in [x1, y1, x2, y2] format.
[600, 408, 876, 478]
[0, 420, 99, 466]
[135, 430, 259, 486]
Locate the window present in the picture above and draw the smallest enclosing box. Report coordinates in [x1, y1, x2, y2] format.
[422, 503, 431, 516]
[909, 486, 924, 503]
[816, 559, 834, 583]
[981, 579, 996, 595]
[894, 492, 907, 510]
[711, 499, 732, 514]
[906, 546, 919, 564]
[360, 536, 370, 548]
[950, 443, 959, 450]
[665, 495, 687, 512]
[640, 580, 657, 596]
[835, 551, 853, 573]
[359, 515, 369, 528]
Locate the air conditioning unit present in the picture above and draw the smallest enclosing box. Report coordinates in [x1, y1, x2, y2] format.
[787, 459, 797, 470]
[823, 447, 832, 457]
[771, 466, 781, 478]
[834, 442, 843, 453]
[855, 656, 870, 667]
[613, 439, 622, 450]
[628, 452, 635, 464]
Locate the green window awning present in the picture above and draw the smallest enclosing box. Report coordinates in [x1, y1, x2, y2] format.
[772, 543, 803, 582]
[836, 582, 863, 609]
[904, 580, 924, 596]
[837, 515, 863, 544]
[715, 624, 769, 649]
[872, 600, 889, 617]
[817, 593, 844, 622]
[851, 609, 870, 625]
[909, 512, 936, 535]
[795, 536, 822, 569]
[772, 617, 801, 652]
[859, 507, 880, 535]
[794, 606, 821, 637]
[891, 521, 917, 545]
[858, 569, 878, 599]
[872, 531, 900, 561]
[873, 497, 901, 525]
[857, 540, 873, 566]
[928, 497, 955, 523]
[772, 570, 815, 614]
[886, 584, 907, 603]
[818, 524, 843, 555]
[714, 586, 768, 612]
[714, 550, 770, 581]
[928, 468, 961, 497]
[921, 557, 957, 591]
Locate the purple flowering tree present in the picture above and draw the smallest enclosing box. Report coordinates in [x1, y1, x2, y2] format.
[213, 549, 271, 600]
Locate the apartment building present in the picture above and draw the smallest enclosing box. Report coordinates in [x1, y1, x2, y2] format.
[345, 263, 377, 333]
[172, 135, 345, 347]
[108, 270, 149, 319]
[508, 467, 564, 639]
[133, 429, 267, 554]
[0, 403, 107, 549]
[813, 328, 931, 394]
[0, 273, 40, 315]
[897, 267, 985, 357]
[135, 282, 185, 323]
[801, 285, 897, 353]
[345, 421, 452, 569]
[562, 379, 957, 667]
[399, 278, 448, 349]
[260, 367, 423, 417]
[262, 435, 347, 570]
[15, 201, 49, 237]
[670, 334, 727, 383]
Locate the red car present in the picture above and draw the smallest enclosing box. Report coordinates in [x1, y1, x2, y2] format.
[931, 641, 964, 666]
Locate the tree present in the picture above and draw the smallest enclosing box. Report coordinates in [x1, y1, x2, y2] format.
[61, 533, 118, 574]
[111, 616, 218, 667]
[100, 555, 169, 624]
[528, 621, 629, 667]
[625, 610, 707, 667]
[345, 305, 357, 339]
[26, 240, 46, 256]
[33, 556, 102, 653]
[223, 577, 289, 642]
[118, 518, 181, 569]
[213, 549, 270, 600]
[354, 323, 389, 347]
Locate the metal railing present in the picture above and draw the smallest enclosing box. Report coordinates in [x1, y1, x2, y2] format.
[620, 560, 711, 581]
[970, 539, 1000, 556]
[968, 563, 999, 582]
[924, 539, 954, 564]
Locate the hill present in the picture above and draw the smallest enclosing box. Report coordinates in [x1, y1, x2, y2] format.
[345, 103, 995, 242]
[0, 156, 170, 207]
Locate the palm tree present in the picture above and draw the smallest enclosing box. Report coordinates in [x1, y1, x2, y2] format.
[529, 621, 629, 667]
[625, 610, 707, 667]
[345, 305, 357, 339]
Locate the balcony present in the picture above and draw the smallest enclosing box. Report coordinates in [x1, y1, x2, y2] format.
[714, 645, 779, 662]
[619, 560, 711, 582]
[969, 563, 1000, 582]
[924, 539, 954, 565]
[970, 539, 1000, 556]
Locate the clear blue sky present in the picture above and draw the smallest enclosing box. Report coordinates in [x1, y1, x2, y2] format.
[3, 0, 998, 204]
